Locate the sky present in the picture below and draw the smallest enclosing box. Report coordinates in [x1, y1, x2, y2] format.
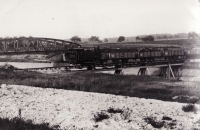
[0, 0, 200, 40]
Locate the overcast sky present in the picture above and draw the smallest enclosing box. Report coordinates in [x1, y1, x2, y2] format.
[0, 0, 199, 39]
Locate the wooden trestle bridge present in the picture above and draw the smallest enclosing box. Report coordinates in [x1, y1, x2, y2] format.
[136, 63, 183, 79]
[22, 62, 184, 79]
[0, 37, 80, 54]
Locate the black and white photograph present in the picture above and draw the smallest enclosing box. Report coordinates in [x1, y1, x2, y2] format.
[0, 0, 200, 129]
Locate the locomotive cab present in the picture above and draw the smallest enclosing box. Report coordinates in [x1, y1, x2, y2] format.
[64, 48, 84, 64]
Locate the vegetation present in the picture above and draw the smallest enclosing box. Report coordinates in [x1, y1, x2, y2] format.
[162, 35, 168, 39]
[162, 116, 172, 121]
[144, 117, 164, 128]
[88, 36, 101, 43]
[144, 116, 176, 129]
[182, 104, 197, 112]
[137, 35, 154, 42]
[0, 117, 58, 130]
[70, 36, 81, 43]
[188, 32, 200, 39]
[94, 107, 131, 122]
[136, 36, 140, 41]
[104, 38, 108, 42]
[117, 36, 125, 42]
[107, 107, 123, 114]
[120, 108, 132, 120]
[93, 112, 109, 122]
[0, 69, 199, 103]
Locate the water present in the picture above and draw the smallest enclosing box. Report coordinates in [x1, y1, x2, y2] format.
[100, 67, 159, 75]
[1, 61, 200, 82]
[0, 62, 54, 69]
[181, 69, 200, 82]
[99, 60, 200, 83]
[0, 62, 70, 69]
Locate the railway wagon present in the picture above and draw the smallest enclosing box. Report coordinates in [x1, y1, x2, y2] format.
[139, 48, 186, 62]
[97, 48, 186, 64]
[186, 48, 200, 59]
[100, 48, 139, 64]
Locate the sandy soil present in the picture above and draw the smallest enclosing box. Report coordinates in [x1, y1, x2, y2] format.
[30, 68, 66, 74]
[0, 84, 200, 130]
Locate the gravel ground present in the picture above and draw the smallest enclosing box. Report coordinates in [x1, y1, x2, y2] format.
[0, 84, 200, 130]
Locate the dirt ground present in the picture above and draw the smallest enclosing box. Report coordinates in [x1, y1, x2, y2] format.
[0, 84, 200, 130]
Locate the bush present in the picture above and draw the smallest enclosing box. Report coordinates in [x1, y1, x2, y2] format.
[182, 104, 197, 112]
[162, 116, 172, 120]
[144, 117, 164, 128]
[107, 107, 123, 114]
[120, 108, 132, 120]
[93, 112, 109, 122]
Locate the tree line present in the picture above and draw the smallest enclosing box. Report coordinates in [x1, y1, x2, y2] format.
[70, 32, 199, 43]
[1, 32, 199, 43]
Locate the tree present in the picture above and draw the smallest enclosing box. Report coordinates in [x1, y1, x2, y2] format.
[104, 38, 108, 42]
[188, 32, 199, 39]
[147, 35, 154, 41]
[174, 34, 179, 39]
[88, 36, 100, 43]
[136, 36, 140, 41]
[141, 35, 154, 42]
[162, 35, 168, 39]
[168, 35, 173, 39]
[13, 36, 18, 39]
[157, 36, 162, 39]
[117, 36, 125, 42]
[70, 36, 81, 43]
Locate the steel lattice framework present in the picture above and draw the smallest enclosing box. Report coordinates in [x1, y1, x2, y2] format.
[0, 37, 81, 54]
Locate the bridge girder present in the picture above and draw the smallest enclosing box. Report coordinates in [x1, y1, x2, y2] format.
[0, 37, 81, 54]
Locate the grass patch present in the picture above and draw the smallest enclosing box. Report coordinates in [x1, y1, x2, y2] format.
[144, 116, 177, 129]
[120, 108, 132, 120]
[93, 112, 109, 122]
[144, 117, 164, 129]
[162, 116, 172, 121]
[182, 104, 197, 112]
[0, 69, 199, 103]
[0, 117, 59, 130]
[107, 107, 123, 114]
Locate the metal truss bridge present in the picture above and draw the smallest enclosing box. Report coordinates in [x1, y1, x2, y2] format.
[0, 37, 81, 55]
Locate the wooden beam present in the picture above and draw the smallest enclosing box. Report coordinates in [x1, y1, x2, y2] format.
[168, 63, 175, 79]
